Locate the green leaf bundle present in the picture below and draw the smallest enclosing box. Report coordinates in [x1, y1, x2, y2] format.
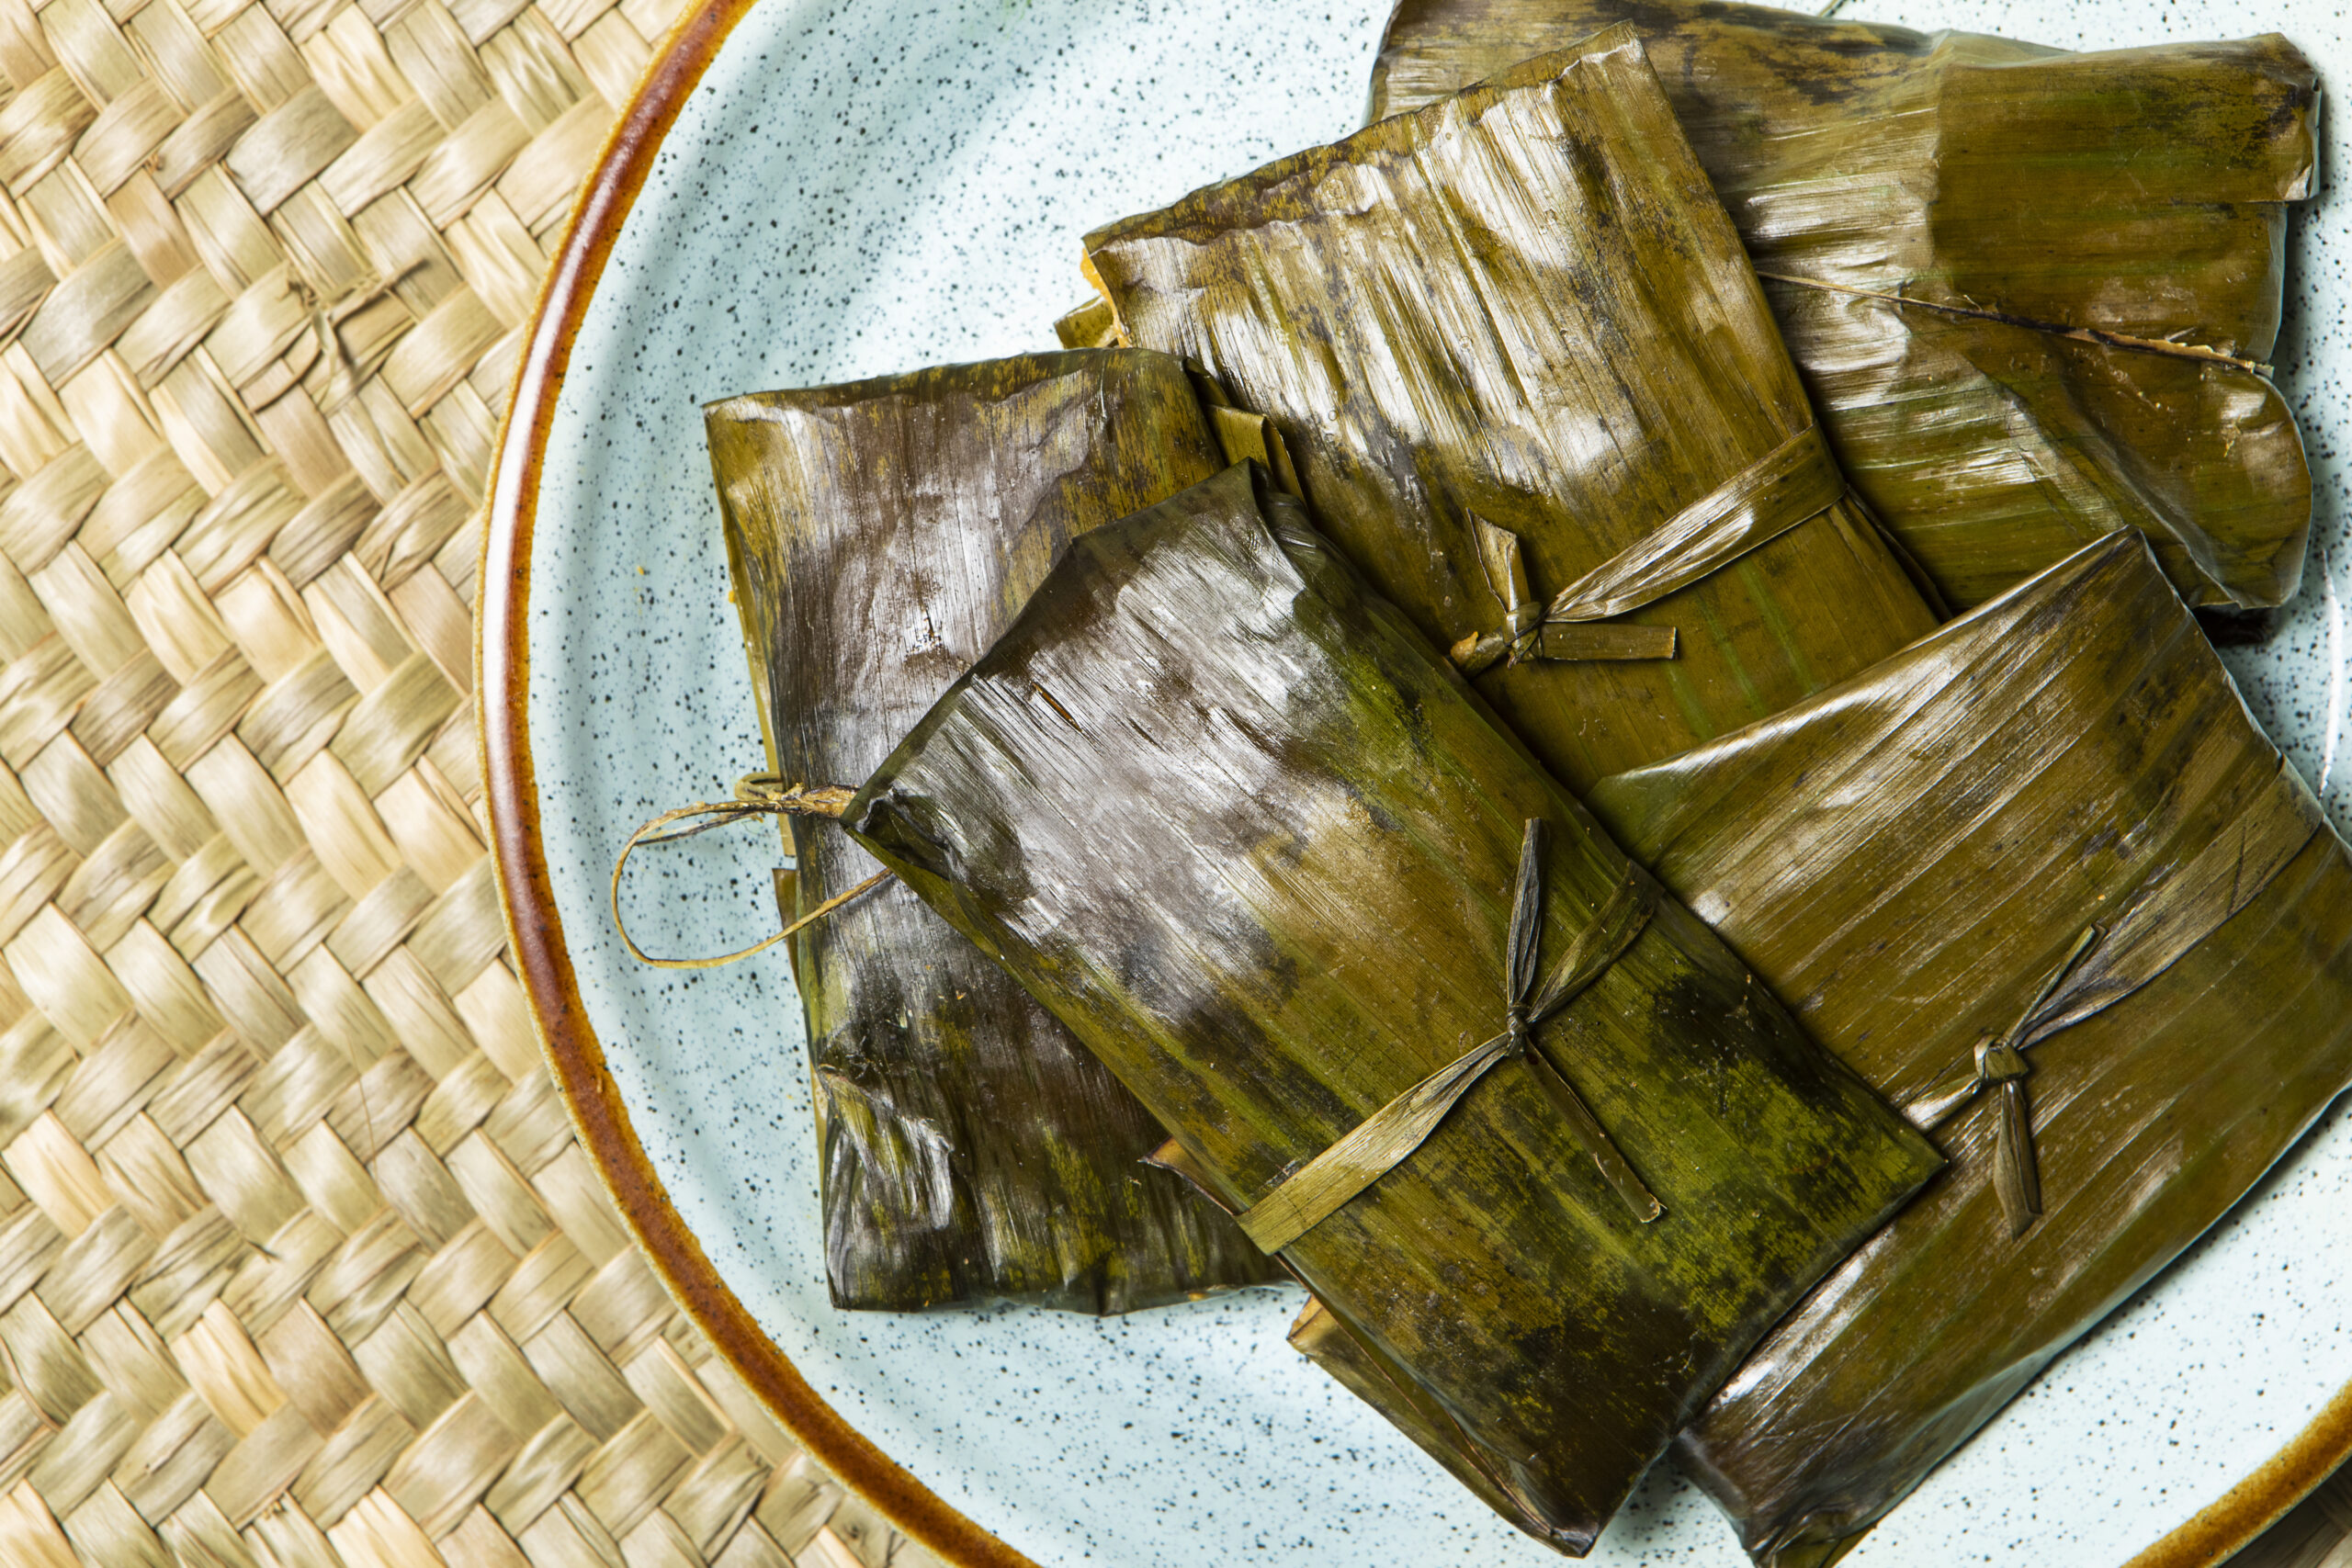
[1367, 0, 2319, 613]
[1577, 530, 2352, 1564]
[845, 460, 1942, 1551]
[1081, 26, 1937, 792]
[705, 350, 1282, 1313]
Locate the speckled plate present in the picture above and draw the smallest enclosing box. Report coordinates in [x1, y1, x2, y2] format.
[481, 2, 2352, 1563]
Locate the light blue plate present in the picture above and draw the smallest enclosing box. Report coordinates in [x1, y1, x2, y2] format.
[518, 2, 2352, 1561]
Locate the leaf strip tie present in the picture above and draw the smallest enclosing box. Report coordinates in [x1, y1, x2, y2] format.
[1897, 758, 2327, 1235]
[1235, 820, 1660, 1254]
[611, 773, 890, 970]
[1947, 925, 2102, 1238]
[1450, 423, 1845, 675]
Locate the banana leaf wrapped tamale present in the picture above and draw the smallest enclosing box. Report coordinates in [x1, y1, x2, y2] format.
[845, 459, 1944, 1551]
[1560, 530, 2352, 1564]
[1368, 0, 2319, 613]
[1080, 26, 1939, 792]
[706, 350, 1282, 1312]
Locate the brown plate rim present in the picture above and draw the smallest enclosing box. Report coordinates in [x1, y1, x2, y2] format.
[474, 3, 2352, 1563]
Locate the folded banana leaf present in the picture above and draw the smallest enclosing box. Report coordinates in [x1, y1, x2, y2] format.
[1368, 0, 2318, 614]
[1285, 1294, 1529, 1519]
[1566, 530, 2352, 1565]
[1148, 1132, 1540, 1530]
[1055, 297, 1118, 349]
[845, 459, 1943, 1551]
[1081, 26, 1938, 792]
[706, 350, 1282, 1313]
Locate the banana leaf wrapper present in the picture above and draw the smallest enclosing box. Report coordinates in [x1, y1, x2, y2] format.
[1367, 0, 2319, 613]
[1054, 297, 1119, 350]
[844, 459, 1944, 1551]
[1566, 530, 2352, 1564]
[706, 350, 1282, 1313]
[1147, 1133, 1552, 1530]
[1284, 1293, 1527, 1519]
[1080, 26, 1938, 794]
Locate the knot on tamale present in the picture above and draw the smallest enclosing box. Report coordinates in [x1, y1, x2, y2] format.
[611, 773, 888, 969]
[1448, 423, 1848, 677]
[1503, 1004, 1534, 1059]
[1973, 1039, 2030, 1086]
[1959, 925, 2102, 1239]
[1231, 819, 1662, 1255]
[1451, 517, 1679, 673]
[1890, 761, 2325, 1240]
[731, 773, 857, 817]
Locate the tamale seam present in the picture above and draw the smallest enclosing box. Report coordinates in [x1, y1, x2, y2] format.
[1757, 272, 2276, 376]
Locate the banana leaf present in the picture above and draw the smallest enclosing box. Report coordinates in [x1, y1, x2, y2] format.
[845, 459, 1943, 1551]
[706, 349, 1282, 1313]
[1080, 26, 1938, 793]
[1367, 0, 2318, 613]
[1285, 1295, 1531, 1519]
[1565, 530, 2352, 1565]
[1055, 296, 1118, 349]
[1149, 1131, 1540, 1530]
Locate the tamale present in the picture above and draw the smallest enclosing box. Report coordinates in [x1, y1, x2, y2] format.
[1367, 0, 2319, 612]
[1081, 26, 1939, 792]
[706, 350, 1281, 1313]
[845, 460, 1944, 1551]
[1559, 530, 2352, 1565]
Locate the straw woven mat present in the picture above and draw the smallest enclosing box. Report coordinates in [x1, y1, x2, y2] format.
[0, 0, 965, 1564]
[0, 0, 2325, 1562]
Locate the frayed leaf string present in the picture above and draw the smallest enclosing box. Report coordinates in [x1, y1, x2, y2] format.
[1235, 818, 1661, 1254]
[610, 773, 890, 970]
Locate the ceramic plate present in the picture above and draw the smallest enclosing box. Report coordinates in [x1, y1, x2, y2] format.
[481, 2, 2352, 1562]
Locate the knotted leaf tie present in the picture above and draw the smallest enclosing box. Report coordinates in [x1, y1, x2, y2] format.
[1450, 423, 1847, 675]
[1234, 819, 1663, 1255]
[1951, 925, 2103, 1238]
[610, 773, 890, 969]
[1889, 761, 2327, 1241]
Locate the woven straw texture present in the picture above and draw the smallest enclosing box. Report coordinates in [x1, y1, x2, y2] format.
[2241, 1469, 2352, 1568]
[0, 0, 946, 1562]
[0, 0, 2329, 1561]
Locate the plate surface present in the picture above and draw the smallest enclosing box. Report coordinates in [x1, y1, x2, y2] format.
[485, 1, 2352, 1562]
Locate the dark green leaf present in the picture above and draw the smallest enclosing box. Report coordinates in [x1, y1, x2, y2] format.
[707, 350, 1283, 1312]
[1368, 0, 2318, 611]
[1577, 531, 2352, 1563]
[1081, 26, 1937, 790]
[848, 460, 1942, 1550]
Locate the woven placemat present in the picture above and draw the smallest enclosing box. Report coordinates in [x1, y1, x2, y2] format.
[0, 0, 943, 1562]
[0, 0, 2332, 1561]
[2242, 1469, 2352, 1568]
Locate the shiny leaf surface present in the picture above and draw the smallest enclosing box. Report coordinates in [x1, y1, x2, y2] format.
[1368, 0, 2319, 610]
[707, 350, 1282, 1313]
[1082, 28, 1937, 790]
[1577, 532, 2352, 1563]
[848, 461, 1942, 1551]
